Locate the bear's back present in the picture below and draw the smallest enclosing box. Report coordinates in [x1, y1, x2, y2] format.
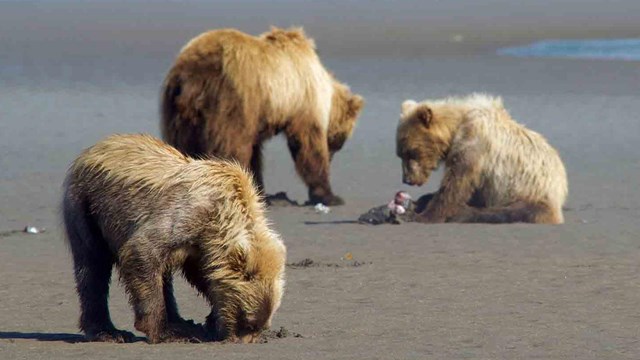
[67, 134, 268, 249]
[462, 103, 568, 209]
[174, 28, 334, 130]
[70, 134, 189, 191]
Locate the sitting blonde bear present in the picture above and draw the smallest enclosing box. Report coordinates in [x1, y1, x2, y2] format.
[396, 93, 568, 224]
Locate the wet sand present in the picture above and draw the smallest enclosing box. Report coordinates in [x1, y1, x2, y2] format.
[1, 1, 640, 359]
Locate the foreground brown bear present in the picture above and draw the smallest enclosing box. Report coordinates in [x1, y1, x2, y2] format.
[161, 27, 364, 206]
[397, 94, 568, 224]
[62, 134, 286, 343]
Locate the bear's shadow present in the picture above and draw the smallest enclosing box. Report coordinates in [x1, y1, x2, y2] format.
[265, 192, 302, 207]
[266, 191, 338, 207]
[0, 331, 147, 343]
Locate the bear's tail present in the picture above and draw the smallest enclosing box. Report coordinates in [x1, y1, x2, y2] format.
[160, 68, 211, 158]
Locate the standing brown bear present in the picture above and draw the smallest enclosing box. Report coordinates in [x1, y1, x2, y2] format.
[161, 27, 364, 206]
[63, 134, 286, 343]
[396, 94, 568, 224]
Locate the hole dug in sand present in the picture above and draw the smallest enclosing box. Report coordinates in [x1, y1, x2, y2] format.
[258, 326, 304, 343]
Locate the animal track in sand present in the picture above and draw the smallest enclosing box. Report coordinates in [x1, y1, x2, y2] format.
[287, 258, 372, 269]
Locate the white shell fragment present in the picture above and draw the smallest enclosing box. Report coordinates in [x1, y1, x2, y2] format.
[314, 203, 331, 214]
[24, 226, 44, 234]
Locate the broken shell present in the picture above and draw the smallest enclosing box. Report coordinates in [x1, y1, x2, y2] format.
[24, 226, 44, 234]
[314, 203, 330, 214]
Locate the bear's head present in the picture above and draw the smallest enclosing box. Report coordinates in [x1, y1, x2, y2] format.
[396, 100, 453, 186]
[206, 229, 286, 343]
[328, 82, 364, 158]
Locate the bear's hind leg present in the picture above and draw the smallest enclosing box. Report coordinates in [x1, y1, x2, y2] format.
[74, 252, 134, 342]
[526, 202, 564, 224]
[449, 201, 562, 224]
[64, 201, 134, 343]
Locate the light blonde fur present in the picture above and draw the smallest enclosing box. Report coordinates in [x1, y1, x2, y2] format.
[398, 93, 568, 224]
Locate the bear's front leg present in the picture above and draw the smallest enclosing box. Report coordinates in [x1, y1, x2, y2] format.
[286, 125, 344, 206]
[130, 273, 204, 343]
[120, 246, 203, 344]
[163, 271, 206, 339]
[308, 185, 344, 206]
[417, 155, 481, 223]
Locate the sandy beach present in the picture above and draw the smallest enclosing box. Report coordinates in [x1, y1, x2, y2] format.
[1, 1, 640, 359]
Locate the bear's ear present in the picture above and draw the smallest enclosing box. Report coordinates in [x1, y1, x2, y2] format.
[415, 105, 433, 127]
[401, 100, 418, 117]
[348, 94, 365, 116]
[226, 236, 251, 274]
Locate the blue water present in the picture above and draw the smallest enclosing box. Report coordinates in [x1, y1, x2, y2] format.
[498, 39, 640, 61]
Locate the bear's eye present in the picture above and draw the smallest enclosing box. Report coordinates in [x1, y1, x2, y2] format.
[405, 149, 420, 160]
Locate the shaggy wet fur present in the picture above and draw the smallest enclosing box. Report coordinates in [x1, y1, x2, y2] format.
[62, 134, 286, 344]
[161, 27, 363, 206]
[397, 94, 568, 224]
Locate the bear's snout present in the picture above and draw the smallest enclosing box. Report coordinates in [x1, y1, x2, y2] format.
[402, 176, 423, 186]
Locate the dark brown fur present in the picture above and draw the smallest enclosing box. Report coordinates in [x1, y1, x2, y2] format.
[161, 27, 364, 206]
